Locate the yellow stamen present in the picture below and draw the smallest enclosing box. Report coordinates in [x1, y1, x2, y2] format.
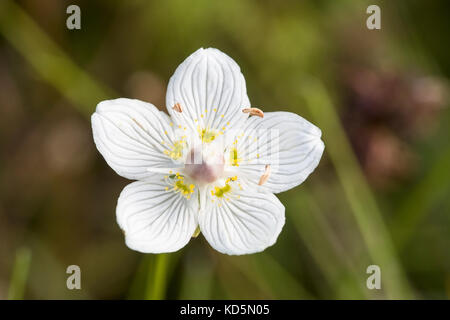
[164, 139, 186, 160]
[199, 128, 216, 143]
[229, 147, 241, 166]
[211, 176, 238, 199]
[173, 175, 195, 199]
[211, 184, 231, 198]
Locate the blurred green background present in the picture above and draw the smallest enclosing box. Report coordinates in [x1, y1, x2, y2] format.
[0, 0, 449, 299]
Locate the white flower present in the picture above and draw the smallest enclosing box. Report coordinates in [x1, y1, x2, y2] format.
[91, 48, 324, 255]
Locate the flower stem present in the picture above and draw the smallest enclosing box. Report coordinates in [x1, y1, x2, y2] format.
[8, 247, 31, 300]
[146, 254, 169, 300]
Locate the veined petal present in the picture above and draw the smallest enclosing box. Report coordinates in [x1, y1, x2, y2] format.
[228, 111, 324, 193]
[92, 98, 189, 180]
[117, 178, 198, 253]
[199, 184, 285, 255]
[166, 48, 250, 137]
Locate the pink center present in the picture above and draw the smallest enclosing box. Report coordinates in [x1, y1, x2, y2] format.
[184, 147, 224, 184]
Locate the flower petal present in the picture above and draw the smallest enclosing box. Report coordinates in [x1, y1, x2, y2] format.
[166, 48, 250, 135]
[92, 98, 185, 180]
[229, 111, 324, 193]
[117, 178, 198, 253]
[199, 187, 285, 255]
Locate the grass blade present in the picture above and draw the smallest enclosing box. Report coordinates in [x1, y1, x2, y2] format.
[299, 80, 413, 299]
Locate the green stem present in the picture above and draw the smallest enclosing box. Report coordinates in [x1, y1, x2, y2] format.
[8, 247, 32, 300]
[146, 254, 169, 300]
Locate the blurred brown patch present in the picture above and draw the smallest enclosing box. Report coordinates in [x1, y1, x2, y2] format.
[341, 66, 447, 189]
[125, 71, 166, 110]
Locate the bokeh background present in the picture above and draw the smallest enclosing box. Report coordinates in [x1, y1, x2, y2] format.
[0, 0, 449, 299]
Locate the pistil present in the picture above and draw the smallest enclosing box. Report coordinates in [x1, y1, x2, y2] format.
[184, 146, 225, 184]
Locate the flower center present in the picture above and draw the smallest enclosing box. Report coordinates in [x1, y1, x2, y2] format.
[184, 146, 224, 184]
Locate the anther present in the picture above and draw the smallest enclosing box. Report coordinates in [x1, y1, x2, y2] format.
[242, 107, 264, 118]
[258, 164, 271, 186]
[173, 102, 182, 113]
